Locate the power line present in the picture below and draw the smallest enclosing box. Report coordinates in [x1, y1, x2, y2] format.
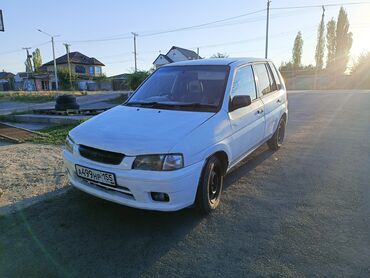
[139, 9, 266, 38]
[0, 41, 49, 56]
[63, 2, 370, 45]
[271, 1, 370, 10]
[66, 8, 266, 44]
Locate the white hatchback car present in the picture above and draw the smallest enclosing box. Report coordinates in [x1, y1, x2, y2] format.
[63, 58, 287, 213]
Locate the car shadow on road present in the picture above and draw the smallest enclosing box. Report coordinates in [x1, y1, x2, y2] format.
[0, 145, 273, 277]
[224, 144, 274, 190]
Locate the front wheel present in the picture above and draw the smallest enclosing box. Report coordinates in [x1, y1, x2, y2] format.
[196, 156, 224, 214]
[267, 117, 286, 151]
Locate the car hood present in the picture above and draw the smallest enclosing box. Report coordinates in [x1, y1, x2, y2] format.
[70, 105, 214, 155]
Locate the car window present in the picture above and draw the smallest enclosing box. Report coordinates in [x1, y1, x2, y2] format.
[127, 65, 230, 112]
[253, 63, 272, 96]
[266, 63, 278, 91]
[231, 65, 257, 101]
[268, 62, 281, 87]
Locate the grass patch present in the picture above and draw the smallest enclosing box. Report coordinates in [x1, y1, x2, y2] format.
[0, 91, 87, 103]
[31, 123, 82, 145]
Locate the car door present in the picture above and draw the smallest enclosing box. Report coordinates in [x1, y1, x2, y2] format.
[253, 62, 285, 140]
[228, 65, 265, 163]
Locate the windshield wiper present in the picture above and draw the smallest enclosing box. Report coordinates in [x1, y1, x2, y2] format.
[125, 102, 218, 110]
[173, 103, 218, 109]
[125, 101, 163, 107]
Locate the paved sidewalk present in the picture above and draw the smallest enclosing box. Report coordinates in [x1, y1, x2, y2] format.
[0, 92, 126, 115]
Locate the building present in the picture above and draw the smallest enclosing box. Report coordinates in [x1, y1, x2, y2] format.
[13, 72, 51, 91]
[41, 51, 105, 90]
[0, 71, 15, 91]
[153, 46, 200, 68]
[41, 51, 104, 77]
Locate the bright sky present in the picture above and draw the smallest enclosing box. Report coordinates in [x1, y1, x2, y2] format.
[0, 0, 369, 76]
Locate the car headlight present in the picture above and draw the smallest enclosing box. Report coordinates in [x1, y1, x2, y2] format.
[132, 154, 184, 171]
[65, 135, 75, 153]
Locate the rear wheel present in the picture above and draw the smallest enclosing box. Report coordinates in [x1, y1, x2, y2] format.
[196, 156, 224, 214]
[267, 116, 286, 151]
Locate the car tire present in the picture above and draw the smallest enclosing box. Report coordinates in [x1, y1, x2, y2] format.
[267, 116, 286, 151]
[55, 102, 80, 111]
[196, 156, 224, 214]
[56, 94, 76, 104]
[55, 94, 80, 111]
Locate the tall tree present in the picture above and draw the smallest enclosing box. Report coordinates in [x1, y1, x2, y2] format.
[326, 18, 336, 69]
[335, 7, 353, 73]
[315, 8, 326, 70]
[32, 48, 43, 72]
[292, 31, 303, 68]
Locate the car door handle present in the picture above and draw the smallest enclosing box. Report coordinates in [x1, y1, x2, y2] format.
[257, 109, 264, 114]
[277, 99, 281, 103]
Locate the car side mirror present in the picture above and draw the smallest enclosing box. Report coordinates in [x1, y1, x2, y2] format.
[229, 95, 252, 112]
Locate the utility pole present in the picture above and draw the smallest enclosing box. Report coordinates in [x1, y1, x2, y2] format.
[265, 0, 271, 59]
[38, 29, 60, 90]
[64, 43, 72, 89]
[132, 32, 138, 72]
[22, 47, 32, 90]
[197, 47, 200, 59]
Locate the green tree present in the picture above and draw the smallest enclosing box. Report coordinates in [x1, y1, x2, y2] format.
[351, 52, 370, 88]
[315, 14, 325, 70]
[32, 48, 43, 72]
[127, 71, 150, 90]
[351, 52, 370, 74]
[58, 69, 77, 90]
[326, 18, 336, 69]
[211, 52, 229, 58]
[335, 7, 353, 73]
[292, 31, 303, 68]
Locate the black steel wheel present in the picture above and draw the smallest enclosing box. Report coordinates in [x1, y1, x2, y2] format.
[196, 156, 224, 214]
[267, 116, 286, 151]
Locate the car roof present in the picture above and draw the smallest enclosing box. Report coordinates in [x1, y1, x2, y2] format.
[163, 57, 271, 67]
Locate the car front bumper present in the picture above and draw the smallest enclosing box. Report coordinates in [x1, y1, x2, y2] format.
[63, 150, 204, 211]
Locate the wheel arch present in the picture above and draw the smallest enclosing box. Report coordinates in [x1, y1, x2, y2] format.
[210, 151, 229, 176]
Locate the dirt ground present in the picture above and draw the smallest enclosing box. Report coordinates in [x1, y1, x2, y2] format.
[0, 143, 68, 214]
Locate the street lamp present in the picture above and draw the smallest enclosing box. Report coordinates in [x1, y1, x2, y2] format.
[38, 29, 60, 91]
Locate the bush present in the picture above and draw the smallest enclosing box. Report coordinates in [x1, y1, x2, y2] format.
[58, 69, 78, 90]
[127, 71, 150, 90]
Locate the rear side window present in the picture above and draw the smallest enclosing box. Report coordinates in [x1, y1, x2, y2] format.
[253, 63, 272, 96]
[266, 64, 277, 91]
[268, 62, 282, 88]
[231, 65, 257, 100]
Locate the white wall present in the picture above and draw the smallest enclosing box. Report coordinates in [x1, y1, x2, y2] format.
[153, 55, 171, 68]
[166, 49, 187, 62]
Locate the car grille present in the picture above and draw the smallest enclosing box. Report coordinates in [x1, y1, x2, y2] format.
[79, 145, 124, 165]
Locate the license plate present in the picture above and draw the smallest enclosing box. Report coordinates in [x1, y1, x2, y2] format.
[75, 165, 116, 187]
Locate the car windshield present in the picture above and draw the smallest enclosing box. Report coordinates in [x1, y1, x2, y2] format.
[125, 65, 230, 112]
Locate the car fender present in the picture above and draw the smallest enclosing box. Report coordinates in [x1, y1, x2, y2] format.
[169, 110, 233, 167]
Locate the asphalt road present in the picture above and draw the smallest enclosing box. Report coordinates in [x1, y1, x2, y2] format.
[1, 90, 370, 277]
